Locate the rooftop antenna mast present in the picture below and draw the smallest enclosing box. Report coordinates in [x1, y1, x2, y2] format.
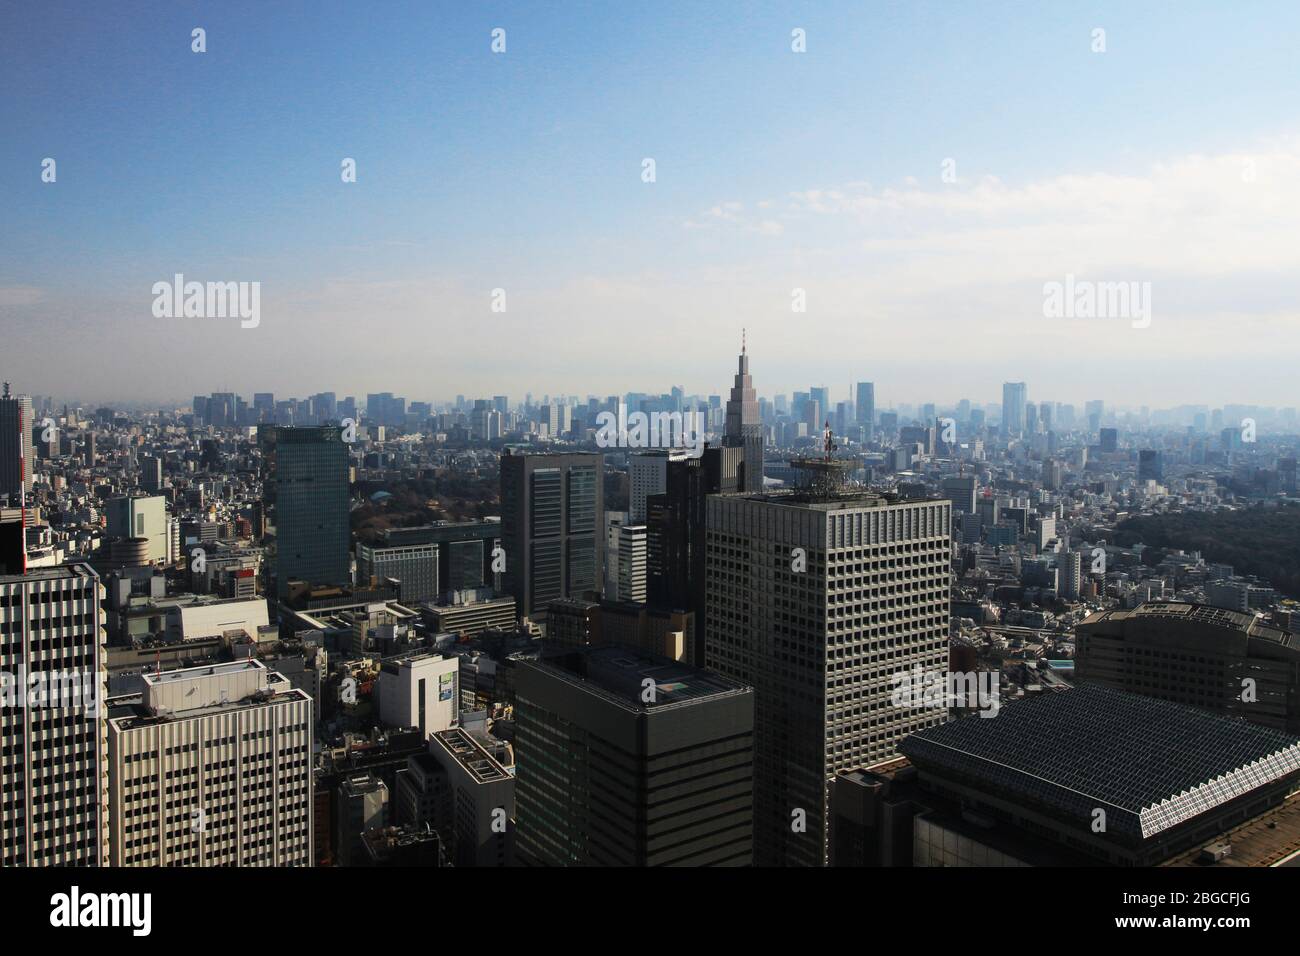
[822, 419, 837, 460]
[791, 419, 850, 500]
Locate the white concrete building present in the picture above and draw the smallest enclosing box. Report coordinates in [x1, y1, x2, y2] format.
[171, 596, 269, 641]
[616, 523, 648, 604]
[377, 652, 459, 739]
[106, 659, 313, 867]
[106, 494, 169, 564]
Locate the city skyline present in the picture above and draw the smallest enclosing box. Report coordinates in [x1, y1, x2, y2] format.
[6, 345, 1300, 422]
[6, 0, 1300, 897]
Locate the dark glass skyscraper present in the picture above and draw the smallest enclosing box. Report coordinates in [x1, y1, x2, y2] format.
[646, 444, 742, 665]
[855, 381, 875, 438]
[513, 645, 754, 865]
[500, 451, 603, 619]
[1002, 381, 1028, 438]
[269, 426, 351, 597]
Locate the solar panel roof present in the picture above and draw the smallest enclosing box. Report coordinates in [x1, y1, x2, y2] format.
[900, 683, 1300, 839]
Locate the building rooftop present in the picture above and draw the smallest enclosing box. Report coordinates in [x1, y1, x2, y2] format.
[900, 683, 1300, 841]
[141, 657, 262, 688]
[109, 659, 308, 728]
[1162, 790, 1300, 867]
[430, 728, 512, 784]
[532, 644, 751, 712]
[723, 489, 943, 512]
[1082, 601, 1298, 652]
[0, 562, 99, 585]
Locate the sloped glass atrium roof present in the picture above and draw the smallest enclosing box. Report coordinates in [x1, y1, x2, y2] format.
[900, 683, 1300, 840]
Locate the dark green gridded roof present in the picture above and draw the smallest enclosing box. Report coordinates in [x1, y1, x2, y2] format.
[899, 683, 1300, 840]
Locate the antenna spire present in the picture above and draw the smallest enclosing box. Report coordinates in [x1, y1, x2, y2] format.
[741, 328, 746, 355]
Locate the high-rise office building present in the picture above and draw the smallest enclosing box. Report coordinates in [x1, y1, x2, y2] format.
[514, 645, 754, 866]
[1138, 449, 1164, 482]
[500, 451, 603, 620]
[106, 659, 313, 867]
[429, 728, 515, 867]
[604, 511, 628, 599]
[704, 490, 951, 865]
[356, 537, 438, 603]
[140, 455, 163, 493]
[0, 564, 109, 866]
[0, 384, 33, 503]
[363, 520, 503, 602]
[855, 382, 875, 439]
[268, 426, 351, 597]
[616, 523, 648, 604]
[646, 444, 743, 663]
[941, 475, 978, 514]
[722, 338, 764, 493]
[1001, 382, 1028, 438]
[630, 449, 685, 524]
[1087, 399, 1105, 432]
[253, 392, 275, 422]
[810, 386, 830, 424]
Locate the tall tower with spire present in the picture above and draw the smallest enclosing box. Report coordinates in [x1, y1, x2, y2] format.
[722, 330, 764, 492]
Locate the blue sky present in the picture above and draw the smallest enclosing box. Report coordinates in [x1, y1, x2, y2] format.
[3, 1, 1300, 408]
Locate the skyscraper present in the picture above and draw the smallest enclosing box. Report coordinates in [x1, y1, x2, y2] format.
[630, 449, 685, 524]
[1138, 449, 1164, 482]
[513, 645, 754, 865]
[0, 383, 33, 504]
[941, 474, 978, 514]
[106, 659, 313, 866]
[704, 490, 951, 865]
[645, 445, 743, 664]
[499, 451, 603, 619]
[810, 386, 830, 423]
[1, 564, 109, 866]
[268, 426, 351, 597]
[616, 523, 648, 603]
[855, 381, 875, 440]
[1001, 382, 1028, 438]
[140, 455, 163, 493]
[429, 728, 515, 867]
[722, 335, 764, 493]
